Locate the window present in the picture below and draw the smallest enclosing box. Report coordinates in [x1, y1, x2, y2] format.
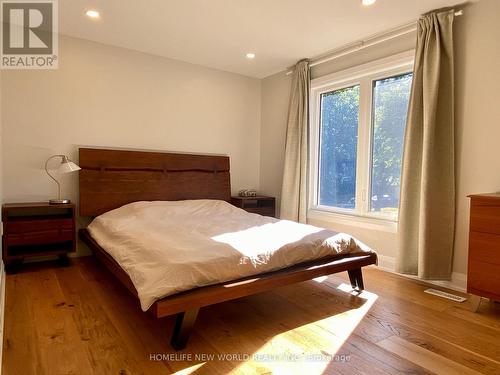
[310, 52, 414, 222]
[319, 85, 359, 209]
[370, 73, 412, 215]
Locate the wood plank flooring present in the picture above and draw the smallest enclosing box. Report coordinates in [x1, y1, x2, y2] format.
[3, 256, 500, 375]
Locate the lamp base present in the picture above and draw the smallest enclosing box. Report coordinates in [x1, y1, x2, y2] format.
[49, 199, 71, 204]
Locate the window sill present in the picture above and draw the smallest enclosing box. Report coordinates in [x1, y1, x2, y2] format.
[307, 208, 398, 233]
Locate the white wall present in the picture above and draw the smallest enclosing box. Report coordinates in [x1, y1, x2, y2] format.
[260, 72, 291, 213]
[453, 0, 500, 274]
[1, 35, 261, 207]
[259, 0, 500, 285]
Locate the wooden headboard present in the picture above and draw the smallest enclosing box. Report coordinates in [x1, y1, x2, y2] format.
[79, 148, 231, 216]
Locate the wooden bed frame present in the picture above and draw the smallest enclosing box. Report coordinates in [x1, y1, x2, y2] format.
[78, 147, 377, 350]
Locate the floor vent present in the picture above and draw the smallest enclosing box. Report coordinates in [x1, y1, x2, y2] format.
[424, 288, 467, 302]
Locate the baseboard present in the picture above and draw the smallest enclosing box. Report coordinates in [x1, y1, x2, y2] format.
[375, 254, 467, 293]
[0, 261, 5, 375]
[376, 254, 397, 272]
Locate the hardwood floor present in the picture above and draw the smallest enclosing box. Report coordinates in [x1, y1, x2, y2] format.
[2, 257, 499, 375]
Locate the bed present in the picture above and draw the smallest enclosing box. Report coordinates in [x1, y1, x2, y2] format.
[78, 147, 377, 350]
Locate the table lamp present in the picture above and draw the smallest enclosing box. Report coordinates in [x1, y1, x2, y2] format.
[45, 154, 81, 204]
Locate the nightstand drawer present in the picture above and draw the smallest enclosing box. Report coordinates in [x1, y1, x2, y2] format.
[7, 229, 74, 246]
[468, 231, 500, 265]
[6, 218, 74, 234]
[470, 201, 500, 235]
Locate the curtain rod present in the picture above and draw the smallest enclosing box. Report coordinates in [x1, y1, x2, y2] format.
[285, 9, 463, 75]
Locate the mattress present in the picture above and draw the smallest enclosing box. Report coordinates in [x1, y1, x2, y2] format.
[87, 199, 375, 311]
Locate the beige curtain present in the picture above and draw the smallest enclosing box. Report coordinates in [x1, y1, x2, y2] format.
[397, 9, 455, 279]
[280, 59, 310, 222]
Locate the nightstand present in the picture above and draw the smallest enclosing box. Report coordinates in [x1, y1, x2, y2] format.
[2, 202, 76, 272]
[231, 196, 276, 217]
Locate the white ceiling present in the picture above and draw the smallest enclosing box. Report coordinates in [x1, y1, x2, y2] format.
[59, 0, 458, 78]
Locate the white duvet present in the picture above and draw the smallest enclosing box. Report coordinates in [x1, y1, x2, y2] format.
[88, 200, 374, 311]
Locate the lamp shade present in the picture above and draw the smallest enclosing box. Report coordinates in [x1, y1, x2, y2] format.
[58, 156, 81, 174]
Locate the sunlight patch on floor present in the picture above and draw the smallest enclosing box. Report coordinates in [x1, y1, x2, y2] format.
[172, 362, 205, 374]
[318, 283, 378, 337]
[230, 283, 378, 375]
[313, 275, 329, 283]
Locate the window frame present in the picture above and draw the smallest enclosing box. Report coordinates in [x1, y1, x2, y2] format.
[308, 51, 414, 226]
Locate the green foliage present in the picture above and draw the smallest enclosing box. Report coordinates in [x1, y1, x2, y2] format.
[371, 73, 412, 211]
[319, 85, 359, 208]
[319, 73, 412, 211]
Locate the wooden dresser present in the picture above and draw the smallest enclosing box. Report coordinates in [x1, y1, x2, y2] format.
[468, 194, 500, 301]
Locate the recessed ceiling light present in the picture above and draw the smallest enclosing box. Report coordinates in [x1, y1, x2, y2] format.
[362, 0, 376, 6]
[86, 10, 100, 19]
[246, 53, 256, 59]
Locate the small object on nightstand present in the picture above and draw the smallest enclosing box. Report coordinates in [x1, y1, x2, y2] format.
[44, 154, 81, 204]
[238, 189, 257, 197]
[2, 202, 76, 272]
[231, 195, 276, 218]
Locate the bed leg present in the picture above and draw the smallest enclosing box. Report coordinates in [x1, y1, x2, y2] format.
[348, 268, 364, 291]
[170, 308, 199, 351]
